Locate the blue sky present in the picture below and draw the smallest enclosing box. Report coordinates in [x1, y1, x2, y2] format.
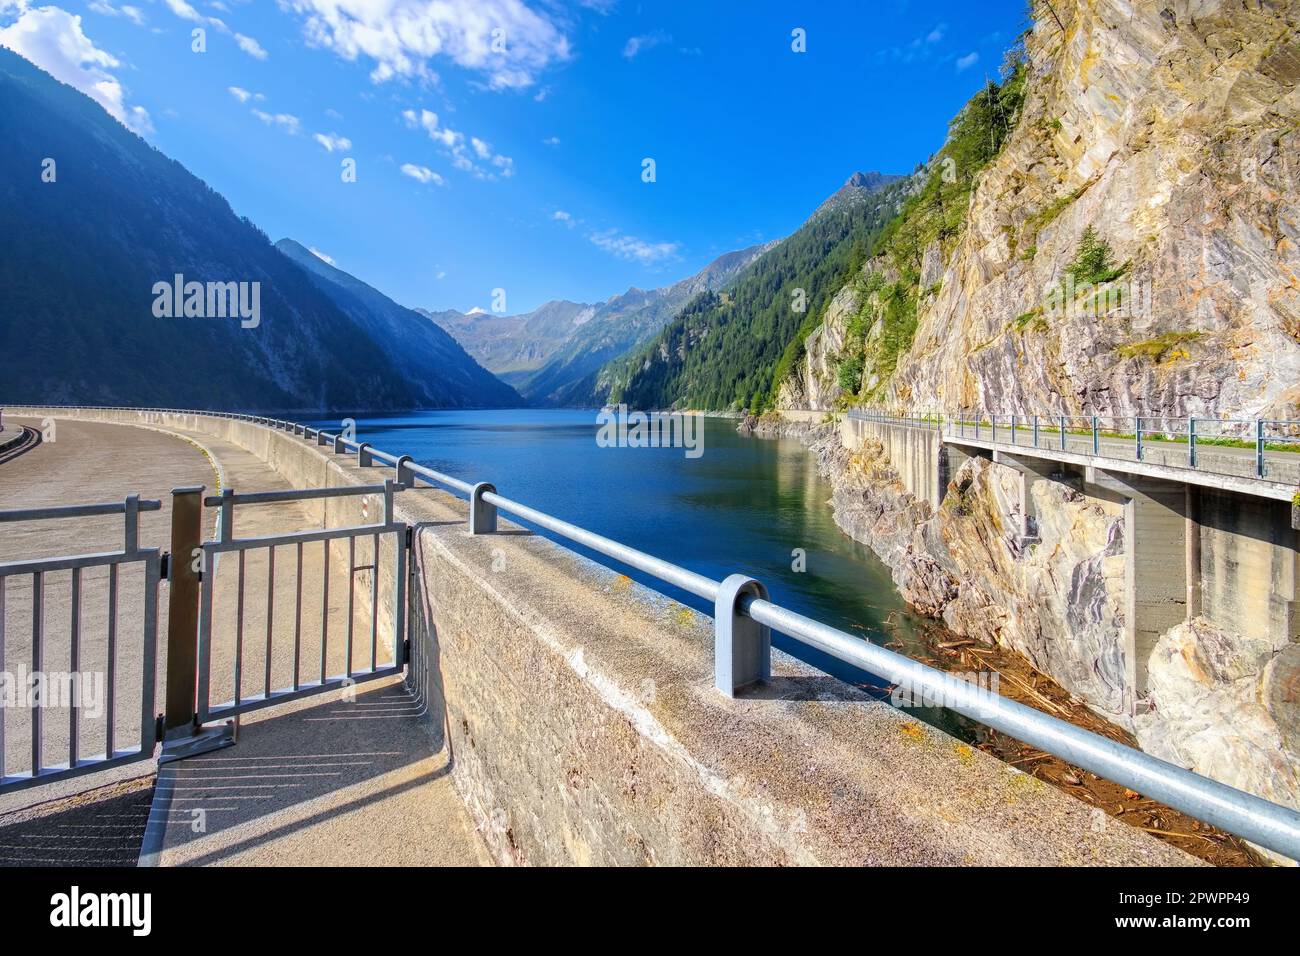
[1, 0, 1028, 314]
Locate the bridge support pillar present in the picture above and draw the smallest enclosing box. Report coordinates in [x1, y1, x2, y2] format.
[1087, 468, 1190, 713]
[992, 451, 1066, 543]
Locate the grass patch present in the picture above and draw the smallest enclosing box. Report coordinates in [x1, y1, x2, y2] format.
[1115, 331, 1204, 362]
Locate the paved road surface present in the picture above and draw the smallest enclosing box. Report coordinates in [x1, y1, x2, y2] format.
[1, 415, 485, 865]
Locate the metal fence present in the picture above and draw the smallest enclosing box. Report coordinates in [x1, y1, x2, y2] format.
[848, 409, 1300, 483]
[6, 405, 1300, 861]
[0, 497, 163, 794]
[196, 482, 408, 721]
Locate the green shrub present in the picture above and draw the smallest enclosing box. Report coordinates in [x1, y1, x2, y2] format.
[1067, 226, 1128, 286]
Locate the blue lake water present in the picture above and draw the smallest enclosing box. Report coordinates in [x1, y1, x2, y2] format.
[308, 408, 946, 699]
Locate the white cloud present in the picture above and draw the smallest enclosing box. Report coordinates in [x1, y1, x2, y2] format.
[400, 162, 446, 186]
[0, 5, 152, 133]
[309, 246, 335, 265]
[283, 0, 569, 89]
[252, 109, 301, 134]
[162, 0, 203, 21]
[956, 51, 979, 71]
[926, 23, 946, 44]
[227, 85, 264, 103]
[622, 30, 669, 59]
[234, 33, 267, 59]
[313, 131, 352, 152]
[88, 1, 147, 26]
[158, 0, 267, 58]
[541, 135, 559, 146]
[587, 229, 679, 265]
[552, 209, 574, 227]
[401, 107, 513, 179]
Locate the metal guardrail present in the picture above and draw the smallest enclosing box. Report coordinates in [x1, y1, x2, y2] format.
[847, 409, 1300, 482]
[7, 404, 1300, 860]
[0, 496, 164, 794]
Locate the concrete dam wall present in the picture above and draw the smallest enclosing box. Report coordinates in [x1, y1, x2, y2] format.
[8, 407, 1194, 865]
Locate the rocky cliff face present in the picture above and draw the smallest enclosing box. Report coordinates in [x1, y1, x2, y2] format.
[774, 281, 859, 411]
[762, 2, 1300, 856]
[880, 0, 1300, 420]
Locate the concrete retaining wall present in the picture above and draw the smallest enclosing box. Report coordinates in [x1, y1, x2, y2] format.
[840, 417, 946, 509]
[8, 407, 1196, 866]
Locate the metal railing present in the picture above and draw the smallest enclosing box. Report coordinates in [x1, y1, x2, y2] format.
[7, 404, 1300, 860]
[0, 497, 163, 793]
[848, 409, 1300, 483]
[196, 481, 408, 722]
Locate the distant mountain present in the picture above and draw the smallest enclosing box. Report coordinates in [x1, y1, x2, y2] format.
[277, 240, 521, 408]
[813, 171, 905, 217]
[528, 243, 774, 407]
[425, 242, 773, 407]
[604, 172, 909, 411]
[422, 299, 596, 388]
[0, 47, 512, 412]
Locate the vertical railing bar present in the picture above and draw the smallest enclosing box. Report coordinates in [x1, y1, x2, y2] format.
[69, 567, 81, 768]
[346, 536, 356, 678]
[0, 575, 6, 780]
[31, 571, 43, 776]
[235, 551, 245, 706]
[106, 563, 117, 758]
[139, 555, 160, 758]
[395, 529, 408, 670]
[320, 539, 329, 684]
[294, 541, 303, 692]
[265, 546, 275, 699]
[370, 533, 380, 672]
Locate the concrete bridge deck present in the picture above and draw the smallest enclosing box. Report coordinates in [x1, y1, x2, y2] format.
[0, 415, 485, 866]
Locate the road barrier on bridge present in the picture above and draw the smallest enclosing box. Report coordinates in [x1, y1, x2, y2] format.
[4, 404, 1300, 861]
[848, 409, 1300, 482]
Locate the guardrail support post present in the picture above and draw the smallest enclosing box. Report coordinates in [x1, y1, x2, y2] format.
[1189, 418, 1197, 468]
[164, 486, 203, 733]
[358, 443, 373, 467]
[1010, 413, 1017, 446]
[1033, 415, 1039, 447]
[470, 483, 497, 534]
[317, 429, 328, 446]
[333, 434, 344, 454]
[395, 455, 414, 488]
[1256, 419, 1265, 478]
[714, 574, 770, 697]
[1060, 415, 1067, 451]
[1092, 416, 1099, 456]
[1136, 417, 1144, 461]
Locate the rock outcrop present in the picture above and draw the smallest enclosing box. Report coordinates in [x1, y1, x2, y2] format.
[761, 0, 1300, 860]
[881, 0, 1300, 421]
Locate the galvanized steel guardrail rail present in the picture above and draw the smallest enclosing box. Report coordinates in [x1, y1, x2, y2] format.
[9, 404, 1300, 860]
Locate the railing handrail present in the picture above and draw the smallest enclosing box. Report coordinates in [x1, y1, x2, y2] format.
[0, 498, 162, 522]
[4, 403, 1300, 860]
